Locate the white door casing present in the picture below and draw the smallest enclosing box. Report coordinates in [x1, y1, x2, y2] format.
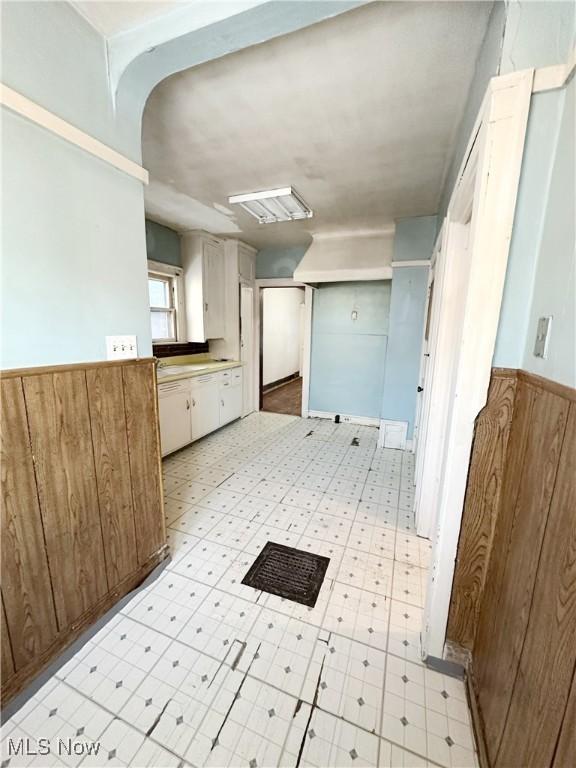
[240, 283, 255, 417]
[413, 236, 440, 517]
[420, 69, 534, 660]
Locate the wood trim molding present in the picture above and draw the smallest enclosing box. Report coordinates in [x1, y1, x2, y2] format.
[0, 83, 149, 185]
[517, 369, 576, 402]
[532, 47, 576, 93]
[391, 260, 431, 268]
[1, 357, 156, 379]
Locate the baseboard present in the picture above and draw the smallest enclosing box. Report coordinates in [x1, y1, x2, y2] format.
[307, 410, 381, 428]
[262, 372, 300, 393]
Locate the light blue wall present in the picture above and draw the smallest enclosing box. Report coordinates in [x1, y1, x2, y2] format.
[145, 220, 181, 267]
[256, 246, 308, 279]
[381, 216, 436, 437]
[520, 77, 575, 386]
[309, 282, 391, 419]
[393, 216, 438, 262]
[1, 1, 355, 369]
[0, 2, 151, 369]
[493, 0, 575, 386]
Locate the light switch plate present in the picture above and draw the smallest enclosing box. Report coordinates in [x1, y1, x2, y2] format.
[533, 316, 552, 359]
[106, 335, 138, 360]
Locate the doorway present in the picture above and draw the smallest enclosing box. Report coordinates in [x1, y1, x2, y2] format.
[260, 286, 305, 416]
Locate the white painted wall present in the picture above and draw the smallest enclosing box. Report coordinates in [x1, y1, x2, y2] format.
[294, 231, 394, 283]
[262, 288, 305, 386]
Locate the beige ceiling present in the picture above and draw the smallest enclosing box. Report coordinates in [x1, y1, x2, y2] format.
[70, 1, 190, 37]
[142, 2, 492, 250]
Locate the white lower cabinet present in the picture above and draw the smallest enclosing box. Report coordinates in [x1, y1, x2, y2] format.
[190, 374, 220, 440]
[158, 381, 192, 457]
[158, 368, 243, 456]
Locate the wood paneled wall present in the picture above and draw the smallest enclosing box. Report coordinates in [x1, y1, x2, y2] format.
[1, 358, 167, 705]
[448, 369, 576, 767]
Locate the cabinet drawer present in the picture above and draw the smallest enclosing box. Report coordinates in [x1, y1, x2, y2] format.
[158, 380, 190, 398]
[191, 374, 218, 388]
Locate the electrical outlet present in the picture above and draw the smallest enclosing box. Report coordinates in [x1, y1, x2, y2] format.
[533, 316, 552, 359]
[106, 335, 138, 360]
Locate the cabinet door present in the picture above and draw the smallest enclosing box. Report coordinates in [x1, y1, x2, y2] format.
[220, 381, 243, 426]
[238, 246, 255, 282]
[191, 377, 220, 440]
[203, 242, 225, 339]
[158, 385, 192, 456]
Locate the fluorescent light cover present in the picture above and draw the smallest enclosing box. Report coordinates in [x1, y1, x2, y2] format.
[228, 186, 313, 224]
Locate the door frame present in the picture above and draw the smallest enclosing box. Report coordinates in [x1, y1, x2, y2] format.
[239, 281, 254, 417]
[254, 278, 314, 417]
[412, 229, 441, 514]
[420, 69, 534, 660]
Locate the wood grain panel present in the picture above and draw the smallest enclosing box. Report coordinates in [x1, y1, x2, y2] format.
[23, 371, 108, 628]
[496, 403, 576, 767]
[122, 362, 165, 563]
[1, 547, 167, 705]
[86, 366, 138, 587]
[1, 597, 15, 681]
[447, 370, 516, 649]
[553, 664, 576, 767]
[0, 377, 58, 668]
[473, 380, 569, 763]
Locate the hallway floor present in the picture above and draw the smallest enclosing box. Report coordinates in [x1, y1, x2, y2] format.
[262, 378, 302, 416]
[1, 413, 477, 768]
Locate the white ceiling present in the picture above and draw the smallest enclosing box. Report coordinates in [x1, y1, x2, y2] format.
[70, 1, 191, 37]
[142, 2, 492, 249]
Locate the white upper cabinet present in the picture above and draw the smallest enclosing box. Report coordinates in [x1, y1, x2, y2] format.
[181, 232, 226, 341]
[238, 242, 256, 283]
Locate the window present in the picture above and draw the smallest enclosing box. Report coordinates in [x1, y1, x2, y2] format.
[147, 260, 184, 342]
[148, 272, 176, 341]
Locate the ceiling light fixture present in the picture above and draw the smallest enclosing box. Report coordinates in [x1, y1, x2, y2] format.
[228, 187, 313, 224]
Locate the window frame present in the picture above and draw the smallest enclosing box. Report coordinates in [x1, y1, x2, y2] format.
[147, 260, 186, 344]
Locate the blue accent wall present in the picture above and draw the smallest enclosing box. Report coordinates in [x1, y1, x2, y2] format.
[145, 219, 181, 267]
[256, 246, 308, 279]
[381, 216, 436, 437]
[308, 282, 391, 419]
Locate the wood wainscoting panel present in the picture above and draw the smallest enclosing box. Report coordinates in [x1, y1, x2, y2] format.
[447, 369, 517, 649]
[553, 664, 576, 767]
[1, 359, 167, 707]
[0, 377, 58, 668]
[86, 366, 138, 587]
[122, 362, 165, 564]
[496, 403, 576, 767]
[22, 371, 109, 629]
[473, 378, 569, 763]
[1, 598, 15, 681]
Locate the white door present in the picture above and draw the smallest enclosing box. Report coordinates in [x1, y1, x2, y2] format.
[190, 376, 220, 440]
[240, 284, 254, 416]
[419, 70, 533, 660]
[158, 382, 192, 456]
